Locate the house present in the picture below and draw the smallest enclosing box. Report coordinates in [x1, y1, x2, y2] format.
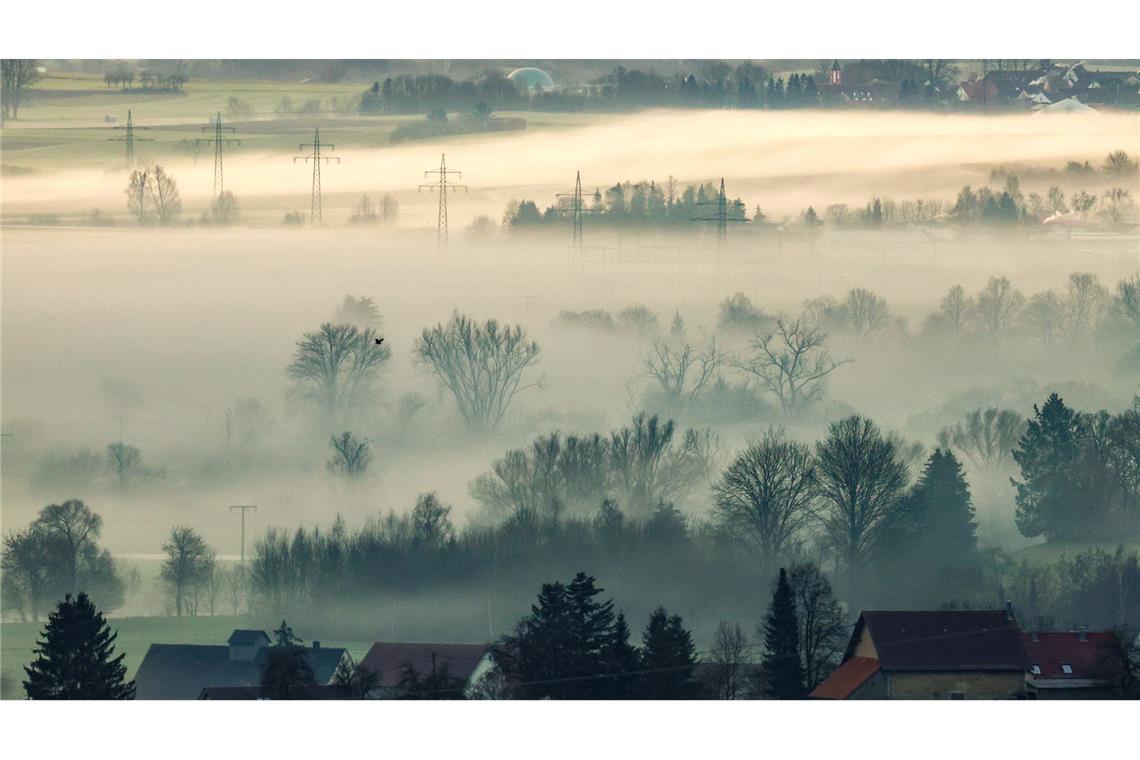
[133, 629, 348, 700]
[810, 610, 1028, 699]
[358, 642, 494, 698]
[1022, 630, 1127, 699]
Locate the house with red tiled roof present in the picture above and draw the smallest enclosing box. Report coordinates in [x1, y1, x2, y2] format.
[1022, 630, 1128, 699]
[810, 610, 1029, 700]
[359, 642, 494, 698]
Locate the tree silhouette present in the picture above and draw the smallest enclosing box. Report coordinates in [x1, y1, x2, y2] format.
[23, 593, 134, 699]
[760, 568, 804, 699]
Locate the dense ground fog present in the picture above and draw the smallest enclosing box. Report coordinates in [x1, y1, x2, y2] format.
[2, 108, 1139, 647]
[3, 225, 1136, 548]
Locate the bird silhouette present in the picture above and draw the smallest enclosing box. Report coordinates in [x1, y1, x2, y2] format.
[375, 337, 385, 346]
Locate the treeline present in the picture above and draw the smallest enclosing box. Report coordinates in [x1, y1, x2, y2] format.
[243, 398, 1140, 635]
[357, 60, 965, 116]
[501, 157, 1136, 233]
[503, 179, 746, 231]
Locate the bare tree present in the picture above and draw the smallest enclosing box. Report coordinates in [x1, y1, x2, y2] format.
[712, 428, 816, 558]
[974, 276, 1024, 340]
[1116, 274, 1140, 332]
[1066, 272, 1109, 336]
[929, 284, 974, 337]
[223, 397, 271, 451]
[1, 59, 40, 120]
[106, 442, 142, 487]
[327, 431, 372, 476]
[412, 492, 455, 546]
[33, 500, 102, 595]
[643, 337, 726, 410]
[1100, 188, 1134, 225]
[705, 621, 752, 699]
[789, 562, 848, 691]
[160, 526, 216, 617]
[288, 323, 389, 422]
[1, 528, 52, 621]
[1022, 290, 1066, 346]
[125, 168, 150, 223]
[147, 164, 182, 224]
[608, 414, 707, 514]
[938, 407, 1026, 471]
[736, 319, 847, 414]
[814, 416, 909, 606]
[414, 313, 540, 432]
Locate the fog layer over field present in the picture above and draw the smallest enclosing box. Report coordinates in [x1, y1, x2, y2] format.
[3, 109, 1136, 223]
[2, 108, 1139, 631]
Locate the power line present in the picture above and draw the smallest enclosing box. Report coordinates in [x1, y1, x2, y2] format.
[692, 177, 748, 242]
[107, 110, 152, 169]
[196, 111, 240, 200]
[419, 153, 466, 252]
[293, 128, 340, 223]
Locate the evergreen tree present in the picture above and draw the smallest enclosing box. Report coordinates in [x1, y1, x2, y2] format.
[601, 612, 641, 698]
[495, 572, 626, 699]
[876, 449, 980, 604]
[912, 448, 978, 556]
[761, 568, 805, 699]
[639, 606, 697, 699]
[261, 619, 315, 699]
[1013, 394, 1089, 540]
[23, 593, 134, 699]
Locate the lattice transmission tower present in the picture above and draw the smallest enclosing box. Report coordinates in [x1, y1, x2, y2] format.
[692, 177, 748, 241]
[419, 153, 466, 251]
[108, 110, 152, 169]
[293, 128, 340, 223]
[196, 112, 240, 200]
[556, 170, 586, 249]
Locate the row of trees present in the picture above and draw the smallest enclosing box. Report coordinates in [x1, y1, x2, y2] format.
[503, 179, 746, 230]
[470, 415, 718, 519]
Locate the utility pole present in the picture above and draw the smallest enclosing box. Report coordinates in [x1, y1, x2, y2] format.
[228, 504, 257, 613]
[196, 112, 239, 200]
[419, 153, 466, 251]
[293, 128, 340, 223]
[692, 177, 748, 242]
[556, 170, 586, 249]
[108, 110, 152, 169]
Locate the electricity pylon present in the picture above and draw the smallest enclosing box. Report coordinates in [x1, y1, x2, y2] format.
[196, 112, 240, 199]
[293, 128, 340, 223]
[556, 170, 586, 249]
[108, 110, 152, 169]
[692, 177, 748, 241]
[419, 153, 466, 251]
[228, 504, 257, 613]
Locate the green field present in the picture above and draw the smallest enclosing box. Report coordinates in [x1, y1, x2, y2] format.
[0, 614, 374, 700]
[1008, 539, 1140, 568]
[1, 72, 599, 174]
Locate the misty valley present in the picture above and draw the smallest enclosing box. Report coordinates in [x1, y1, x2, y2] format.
[2, 57, 1139, 702]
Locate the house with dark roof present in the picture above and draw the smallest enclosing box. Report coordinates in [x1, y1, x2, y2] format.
[810, 610, 1029, 699]
[359, 642, 493, 698]
[134, 629, 348, 700]
[1022, 630, 1127, 699]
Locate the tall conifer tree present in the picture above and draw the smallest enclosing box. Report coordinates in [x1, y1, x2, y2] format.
[23, 593, 134, 699]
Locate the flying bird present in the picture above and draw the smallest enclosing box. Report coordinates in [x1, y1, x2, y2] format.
[375, 337, 385, 345]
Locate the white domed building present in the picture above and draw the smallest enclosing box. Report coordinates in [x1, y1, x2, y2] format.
[508, 67, 555, 93]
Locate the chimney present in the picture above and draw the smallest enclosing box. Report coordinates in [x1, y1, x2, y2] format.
[312, 640, 321, 650]
[1004, 600, 1015, 623]
[1077, 626, 1087, 642]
